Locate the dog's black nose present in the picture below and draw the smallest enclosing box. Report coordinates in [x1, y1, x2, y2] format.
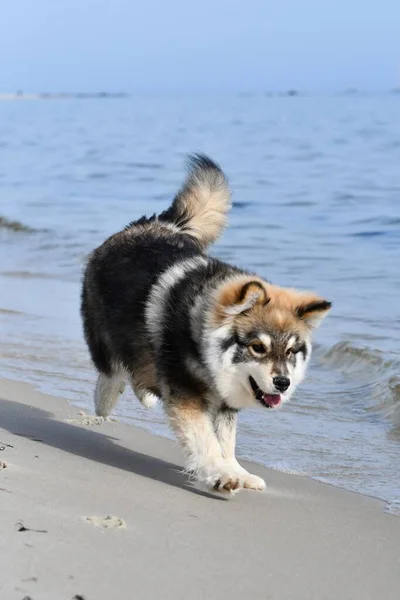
[273, 376, 290, 392]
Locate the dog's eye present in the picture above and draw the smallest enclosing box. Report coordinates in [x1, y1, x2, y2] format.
[249, 342, 267, 356]
[287, 346, 303, 357]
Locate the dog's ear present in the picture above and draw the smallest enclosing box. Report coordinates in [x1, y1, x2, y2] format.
[222, 280, 269, 316]
[296, 298, 332, 328]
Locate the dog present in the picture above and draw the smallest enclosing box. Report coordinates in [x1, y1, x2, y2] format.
[81, 154, 331, 493]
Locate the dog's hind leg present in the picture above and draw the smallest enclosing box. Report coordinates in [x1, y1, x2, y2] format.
[130, 358, 161, 409]
[131, 382, 159, 408]
[94, 370, 125, 417]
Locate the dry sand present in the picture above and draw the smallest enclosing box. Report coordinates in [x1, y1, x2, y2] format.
[0, 377, 399, 600]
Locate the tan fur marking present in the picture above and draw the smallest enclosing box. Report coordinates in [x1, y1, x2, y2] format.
[179, 186, 230, 246]
[235, 305, 308, 338]
[216, 276, 255, 308]
[167, 397, 205, 420]
[212, 276, 266, 326]
[131, 355, 160, 397]
[164, 395, 225, 481]
[265, 284, 321, 312]
[210, 278, 330, 333]
[240, 281, 267, 304]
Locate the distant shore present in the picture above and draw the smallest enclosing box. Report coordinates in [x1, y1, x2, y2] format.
[0, 92, 129, 101]
[1, 89, 400, 101]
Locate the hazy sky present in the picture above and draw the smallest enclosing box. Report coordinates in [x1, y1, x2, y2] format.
[1, 0, 399, 93]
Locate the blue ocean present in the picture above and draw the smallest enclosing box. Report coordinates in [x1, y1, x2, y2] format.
[1, 93, 399, 512]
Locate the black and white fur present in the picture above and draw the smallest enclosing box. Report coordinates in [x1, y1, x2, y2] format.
[81, 154, 331, 493]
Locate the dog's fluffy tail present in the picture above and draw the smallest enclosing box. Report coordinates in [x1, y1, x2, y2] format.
[160, 154, 231, 249]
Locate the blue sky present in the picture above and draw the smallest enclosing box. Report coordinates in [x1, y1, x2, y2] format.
[1, 0, 399, 92]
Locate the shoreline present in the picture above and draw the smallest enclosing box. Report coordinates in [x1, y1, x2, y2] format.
[4, 364, 397, 510]
[1, 376, 400, 599]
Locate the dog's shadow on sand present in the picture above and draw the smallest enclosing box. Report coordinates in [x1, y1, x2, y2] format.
[0, 397, 225, 501]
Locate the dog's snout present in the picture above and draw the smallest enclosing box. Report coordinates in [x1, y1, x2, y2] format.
[273, 376, 290, 392]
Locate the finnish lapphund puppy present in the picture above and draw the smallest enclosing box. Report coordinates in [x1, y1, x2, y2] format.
[81, 154, 331, 493]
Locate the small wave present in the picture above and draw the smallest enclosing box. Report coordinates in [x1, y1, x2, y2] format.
[282, 200, 315, 207]
[231, 222, 283, 230]
[382, 217, 400, 226]
[232, 201, 253, 209]
[0, 270, 61, 280]
[333, 192, 358, 203]
[384, 499, 400, 516]
[351, 216, 400, 227]
[0, 307, 25, 315]
[255, 179, 273, 186]
[0, 216, 35, 232]
[321, 341, 395, 370]
[350, 230, 386, 238]
[87, 172, 109, 180]
[135, 176, 157, 183]
[126, 161, 164, 170]
[319, 341, 400, 424]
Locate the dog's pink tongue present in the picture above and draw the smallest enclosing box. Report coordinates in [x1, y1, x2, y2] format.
[263, 394, 281, 408]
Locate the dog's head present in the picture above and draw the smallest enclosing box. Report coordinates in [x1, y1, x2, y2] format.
[204, 276, 331, 410]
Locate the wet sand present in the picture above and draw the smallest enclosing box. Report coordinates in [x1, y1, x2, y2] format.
[1, 377, 399, 600]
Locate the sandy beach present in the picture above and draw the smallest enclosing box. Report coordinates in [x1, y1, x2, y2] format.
[0, 377, 399, 600]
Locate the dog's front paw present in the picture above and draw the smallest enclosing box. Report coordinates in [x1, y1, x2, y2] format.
[242, 472, 266, 491]
[227, 460, 266, 492]
[201, 466, 245, 493]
